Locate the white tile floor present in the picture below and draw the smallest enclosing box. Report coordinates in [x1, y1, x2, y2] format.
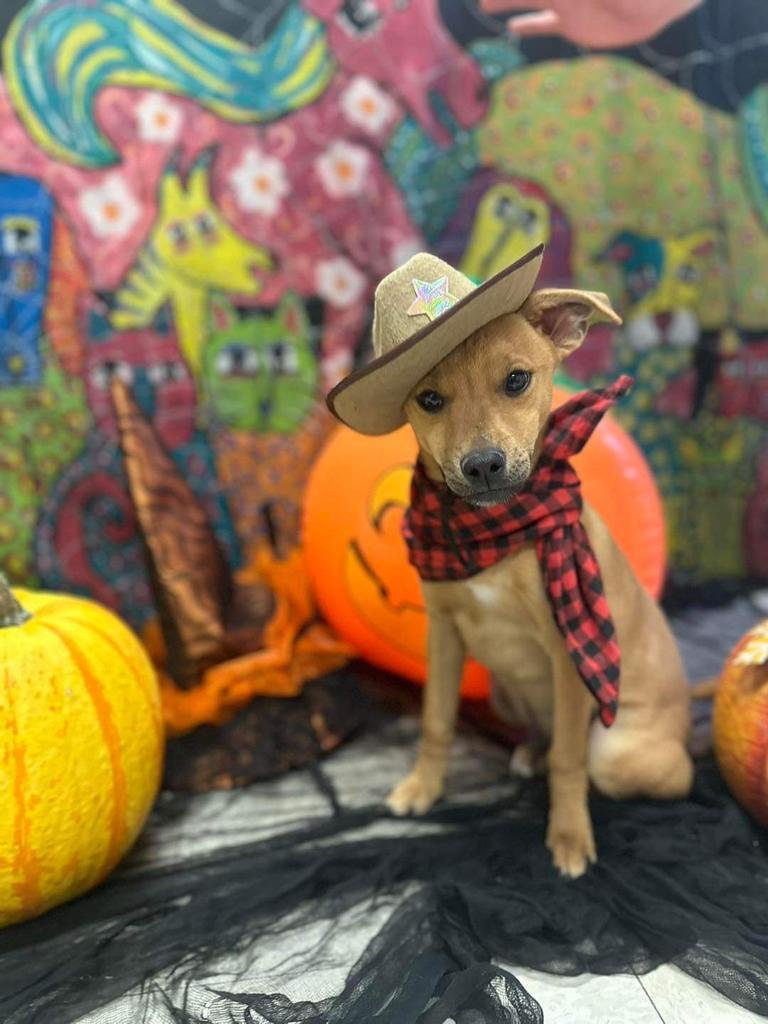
[499, 964, 765, 1023]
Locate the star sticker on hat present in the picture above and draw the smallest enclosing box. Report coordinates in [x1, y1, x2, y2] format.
[407, 276, 459, 321]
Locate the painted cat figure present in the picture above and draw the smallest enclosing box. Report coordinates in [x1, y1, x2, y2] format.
[204, 293, 329, 558]
[202, 293, 318, 434]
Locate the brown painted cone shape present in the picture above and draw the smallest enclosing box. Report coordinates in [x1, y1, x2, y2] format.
[111, 376, 235, 688]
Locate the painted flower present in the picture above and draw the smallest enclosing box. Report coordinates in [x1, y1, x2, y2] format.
[135, 92, 182, 143]
[229, 147, 290, 217]
[78, 174, 141, 239]
[315, 141, 370, 198]
[316, 256, 367, 308]
[734, 623, 768, 667]
[340, 76, 396, 134]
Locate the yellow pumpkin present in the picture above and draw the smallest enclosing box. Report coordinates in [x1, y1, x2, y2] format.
[713, 619, 768, 825]
[0, 577, 163, 926]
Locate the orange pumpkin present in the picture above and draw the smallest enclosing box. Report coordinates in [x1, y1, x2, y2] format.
[713, 620, 768, 825]
[303, 386, 666, 698]
[0, 577, 163, 926]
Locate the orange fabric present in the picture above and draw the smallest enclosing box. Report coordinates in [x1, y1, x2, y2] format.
[147, 546, 353, 736]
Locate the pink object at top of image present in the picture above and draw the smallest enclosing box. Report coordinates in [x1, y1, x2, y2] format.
[480, 0, 702, 50]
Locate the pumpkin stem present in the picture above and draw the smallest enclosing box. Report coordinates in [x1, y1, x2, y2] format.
[0, 573, 31, 628]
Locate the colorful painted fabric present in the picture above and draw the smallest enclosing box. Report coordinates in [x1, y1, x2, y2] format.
[403, 376, 634, 726]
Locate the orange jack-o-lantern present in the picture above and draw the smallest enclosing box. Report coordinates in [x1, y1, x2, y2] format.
[713, 620, 768, 825]
[303, 387, 666, 699]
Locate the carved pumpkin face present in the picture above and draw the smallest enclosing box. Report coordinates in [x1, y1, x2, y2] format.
[304, 387, 666, 700]
[343, 462, 422, 654]
[305, 425, 490, 696]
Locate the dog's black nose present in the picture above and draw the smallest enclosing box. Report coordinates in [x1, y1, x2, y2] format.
[460, 448, 507, 489]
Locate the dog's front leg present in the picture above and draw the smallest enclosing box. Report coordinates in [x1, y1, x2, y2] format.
[546, 644, 597, 878]
[387, 612, 464, 816]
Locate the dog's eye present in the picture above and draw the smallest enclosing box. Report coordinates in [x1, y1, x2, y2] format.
[505, 370, 531, 396]
[416, 389, 444, 413]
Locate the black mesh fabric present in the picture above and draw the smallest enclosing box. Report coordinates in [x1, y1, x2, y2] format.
[1, 754, 767, 1024]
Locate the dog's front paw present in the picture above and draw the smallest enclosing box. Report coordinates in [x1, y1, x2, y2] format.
[546, 817, 597, 879]
[386, 770, 442, 816]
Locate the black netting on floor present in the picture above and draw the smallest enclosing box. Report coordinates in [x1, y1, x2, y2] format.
[1, 756, 767, 1024]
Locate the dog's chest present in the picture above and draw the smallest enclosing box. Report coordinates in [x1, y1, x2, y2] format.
[425, 549, 556, 725]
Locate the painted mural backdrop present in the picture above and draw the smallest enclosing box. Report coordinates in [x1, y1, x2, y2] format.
[0, 0, 766, 625]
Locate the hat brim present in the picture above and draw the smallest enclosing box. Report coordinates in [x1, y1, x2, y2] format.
[327, 244, 545, 435]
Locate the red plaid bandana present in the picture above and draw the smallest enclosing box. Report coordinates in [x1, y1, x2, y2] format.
[403, 375, 634, 727]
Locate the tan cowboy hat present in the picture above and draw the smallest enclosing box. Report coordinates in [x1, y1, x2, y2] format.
[327, 243, 545, 435]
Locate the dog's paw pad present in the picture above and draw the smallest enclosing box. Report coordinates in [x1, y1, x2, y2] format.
[386, 772, 441, 816]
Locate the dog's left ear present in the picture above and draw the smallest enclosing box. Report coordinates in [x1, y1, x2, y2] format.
[521, 288, 622, 359]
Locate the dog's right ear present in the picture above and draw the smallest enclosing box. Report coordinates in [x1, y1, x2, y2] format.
[521, 288, 622, 359]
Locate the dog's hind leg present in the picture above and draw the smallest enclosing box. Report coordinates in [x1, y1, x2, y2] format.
[509, 741, 548, 779]
[588, 724, 694, 801]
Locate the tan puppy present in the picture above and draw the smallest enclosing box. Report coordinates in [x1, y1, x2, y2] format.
[386, 288, 693, 878]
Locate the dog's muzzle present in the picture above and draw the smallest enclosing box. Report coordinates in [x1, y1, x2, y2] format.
[450, 447, 531, 506]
